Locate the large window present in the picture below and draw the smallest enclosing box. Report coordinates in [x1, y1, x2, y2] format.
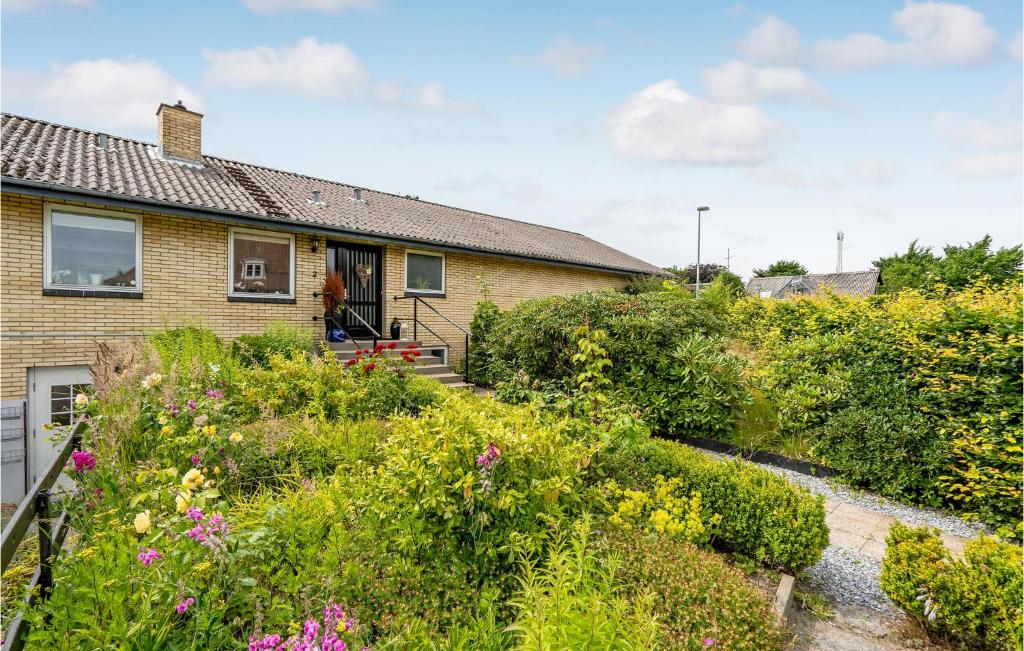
[45, 207, 141, 291]
[228, 228, 294, 298]
[404, 250, 445, 295]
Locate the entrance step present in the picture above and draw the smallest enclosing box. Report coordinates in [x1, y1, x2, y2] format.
[325, 339, 474, 391]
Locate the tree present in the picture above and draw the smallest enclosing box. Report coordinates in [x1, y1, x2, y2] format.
[874, 236, 1022, 292]
[872, 241, 940, 293]
[665, 263, 728, 284]
[715, 270, 745, 298]
[752, 260, 808, 278]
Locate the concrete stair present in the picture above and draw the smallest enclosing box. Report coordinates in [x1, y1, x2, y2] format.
[328, 339, 475, 389]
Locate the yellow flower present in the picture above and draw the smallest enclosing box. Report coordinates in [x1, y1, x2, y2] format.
[213, 466, 222, 475]
[141, 373, 163, 389]
[158, 415, 168, 425]
[74, 393, 90, 407]
[229, 432, 243, 444]
[181, 468, 204, 491]
[175, 490, 192, 513]
[133, 510, 151, 534]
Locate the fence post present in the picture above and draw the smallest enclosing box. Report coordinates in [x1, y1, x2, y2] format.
[35, 489, 52, 600]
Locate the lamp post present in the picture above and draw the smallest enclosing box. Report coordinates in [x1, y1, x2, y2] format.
[696, 206, 710, 295]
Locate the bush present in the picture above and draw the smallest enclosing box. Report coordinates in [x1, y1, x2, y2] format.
[881, 523, 1023, 651]
[605, 531, 783, 650]
[603, 438, 828, 572]
[230, 322, 315, 367]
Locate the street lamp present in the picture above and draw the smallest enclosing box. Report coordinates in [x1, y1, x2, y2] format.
[695, 206, 710, 296]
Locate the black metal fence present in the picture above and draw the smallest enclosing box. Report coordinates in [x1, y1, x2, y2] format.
[1, 420, 85, 651]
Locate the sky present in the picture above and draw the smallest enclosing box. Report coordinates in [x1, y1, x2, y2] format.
[2, 0, 1022, 279]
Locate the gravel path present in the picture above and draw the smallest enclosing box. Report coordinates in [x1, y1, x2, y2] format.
[688, 445, 989, 616]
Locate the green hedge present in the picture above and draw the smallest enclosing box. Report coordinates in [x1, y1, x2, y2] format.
[881, 523, 1022, 651]
[603, 438, 828, 572]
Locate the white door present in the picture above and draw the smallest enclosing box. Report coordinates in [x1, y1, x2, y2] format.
[28, 366, 91, 486]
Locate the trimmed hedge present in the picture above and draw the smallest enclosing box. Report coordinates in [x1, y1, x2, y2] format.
[603, 438, 828, 572]
[881, 523, 1022, 651]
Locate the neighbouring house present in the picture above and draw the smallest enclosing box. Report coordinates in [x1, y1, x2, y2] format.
[744, 270, 880, 299]
[0, 103, 663, 504]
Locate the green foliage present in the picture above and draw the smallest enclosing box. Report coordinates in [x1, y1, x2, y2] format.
[607, 531, 784, 650]
[666, 263, 729, 285]
[147, 325, 234, 386]
[230, 322, 315, 367]
[622, 274, 668, 295]
[604, 438, 828, 572]
[507, 521, 660, 650]
[881, 524, 1023, 651]
[468, 298, 502, 385]
[874, 235, 1023, 292]
[752, 260, 808, 277]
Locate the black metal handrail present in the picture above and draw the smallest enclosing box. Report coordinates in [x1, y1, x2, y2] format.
[312, 291, 381, 352]
[1, 419, 86, 651]
[393, 295, 470, 377]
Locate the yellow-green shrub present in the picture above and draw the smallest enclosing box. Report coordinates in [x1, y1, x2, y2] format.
[881, 523, 1023, 651]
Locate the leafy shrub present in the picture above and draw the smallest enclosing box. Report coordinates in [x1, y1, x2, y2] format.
[230, 322, 315, 367]
[605, 531, 783, 650]
[604, 438, 828, 572]
[367, 394, 596, 586]
[602, 476, 718, 545]
[881, 523, 1023, 651]
[507, 521, 660, 649]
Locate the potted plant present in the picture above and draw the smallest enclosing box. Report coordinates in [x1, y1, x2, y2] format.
[321, 271, 345, 341]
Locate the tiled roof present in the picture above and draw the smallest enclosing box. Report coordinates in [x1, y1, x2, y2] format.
[745, 270, 879, 298]
[0, 113, 664, 276]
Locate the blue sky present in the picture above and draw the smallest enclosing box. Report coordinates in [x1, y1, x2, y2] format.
[3, 0, 1021, 278]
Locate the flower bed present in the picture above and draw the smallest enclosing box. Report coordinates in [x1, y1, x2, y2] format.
[10, 327, 810, 649]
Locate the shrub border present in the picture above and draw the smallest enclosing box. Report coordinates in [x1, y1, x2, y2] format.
[672, 435, 839, 479]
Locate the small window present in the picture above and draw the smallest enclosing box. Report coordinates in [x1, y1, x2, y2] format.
[45, 206, 142, 291]
[50, 383, 92, 426]
[228, 229, 294, 298]
[405, 250, 445, 294]
[759, 290, 773, 298]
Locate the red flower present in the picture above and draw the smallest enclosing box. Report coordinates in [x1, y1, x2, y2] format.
[387, 342, 398, 350]
[345, 359, 357, 366]
[364, 363, 376, 372]
[412, 350, 422, 357]
[404, 343, 418, 349]
[374, 344, 385, 354]
[401, 353, 414, 363]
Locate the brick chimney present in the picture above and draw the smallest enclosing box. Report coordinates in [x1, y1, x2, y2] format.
[156, 101, 203, 162]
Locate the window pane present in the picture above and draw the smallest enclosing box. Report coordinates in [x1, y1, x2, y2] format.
[50, 212, 138, 288]
[406, 253, 443, 292]
[232, 234, 291, 295]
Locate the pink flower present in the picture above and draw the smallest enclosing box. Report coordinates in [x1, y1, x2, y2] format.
[186, 506, 204, 521]
[206, 389, 224, 399]
[168, 403, 180, 415]
[70, 450, 97, 472]
[175, 597, 195, 614]
[136, 548, 162, 567]
[190, 454, 202, 467]
[187, 399, 197, 411]
[303, 619, 320, 641]
[703, 639, 715, 646]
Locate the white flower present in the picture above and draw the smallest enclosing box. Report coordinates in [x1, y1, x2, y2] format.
[141, 373, 163, 389]
[74, 393, 90, 407]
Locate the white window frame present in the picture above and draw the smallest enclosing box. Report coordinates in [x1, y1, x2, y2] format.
[241, 259, 266, 280]
[404, 249, 446, 295]
[43, 203, 144, 292]
[227, 227, 295, 299]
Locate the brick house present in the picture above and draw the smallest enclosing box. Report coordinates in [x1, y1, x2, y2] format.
[0, 103, 662, 503]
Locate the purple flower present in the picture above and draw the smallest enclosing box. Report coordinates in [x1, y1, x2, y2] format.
[175, 597, 195, 614]
[136, 548, 162, 567]
[206, 389, 224, 399]
[70, 450, 97, 472]
[186, 506, 204, 521]
[187, 399, 197, 411]
[703, 639, 715, 647]
[190, 454, 202, 467]
[487, 442, 500, 460]
[303, 619, 320, 642]
[168, 403, 180, 416]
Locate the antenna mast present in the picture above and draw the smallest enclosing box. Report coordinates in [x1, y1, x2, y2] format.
[836, 231, 844, 273]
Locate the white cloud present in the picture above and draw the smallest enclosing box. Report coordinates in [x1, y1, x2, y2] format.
[435, 173, 548, 204]
[932, 112, 1022, 149]
[203, 37, 368, 99]
[2, 58, 202, 131]
[952, 153, 1022, 177]
[850, 158, 902, 184]
[813, 1, 998, 70]
[737, 16, 803, 64]
[2, 0, 91, 11]
[605, 79, 777, 164]
[701, 61, 828, 103]
[240, 0, 378, 14]
[1009, 30, 1023, 61]
[530, 36, 602, 78]
[375, 81, 473, 112]
[813, 33, 893, 71]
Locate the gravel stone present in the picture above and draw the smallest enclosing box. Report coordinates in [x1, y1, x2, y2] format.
[803, 546, 897, 615]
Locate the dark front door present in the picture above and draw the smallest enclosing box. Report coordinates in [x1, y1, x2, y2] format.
[326, 242, 382, 338]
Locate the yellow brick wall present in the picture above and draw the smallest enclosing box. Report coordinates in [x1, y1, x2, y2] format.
[1, 193, 629, 398]
[1, 193, 323, 400]
[382, 244, 626, 366]
[157, 104, 202, 161]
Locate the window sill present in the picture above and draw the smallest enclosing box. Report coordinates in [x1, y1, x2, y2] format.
[43, 288, 143, 299]
[228, 295, 296, 304]
[403, 291, 446, 299]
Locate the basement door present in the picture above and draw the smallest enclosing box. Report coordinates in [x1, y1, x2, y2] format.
[326, 242, 383, 338]
[28, 366, 91, 487]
